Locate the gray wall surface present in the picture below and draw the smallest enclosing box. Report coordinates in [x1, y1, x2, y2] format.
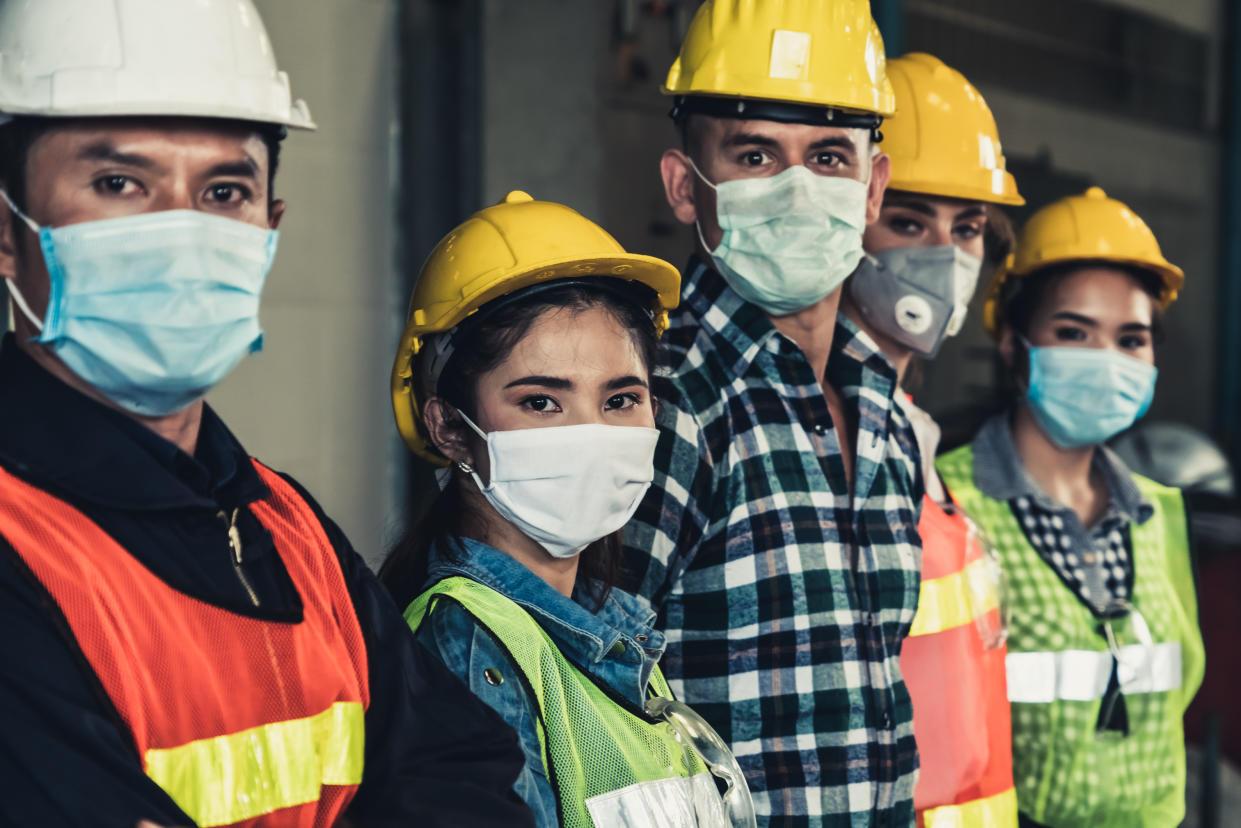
[210, 0, 405, 569]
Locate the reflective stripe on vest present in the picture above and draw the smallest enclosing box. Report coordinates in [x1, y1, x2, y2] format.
[922, 787, 1018, 828]
[0, 460, 370, 828]
[1006, 643, 1183, 704]
[145, 700, 366, 826]
[908, 556, 999, 638]
[405, 576, 727, 828]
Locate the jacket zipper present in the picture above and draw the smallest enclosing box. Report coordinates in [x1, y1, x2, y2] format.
[220, 508, 260, 607]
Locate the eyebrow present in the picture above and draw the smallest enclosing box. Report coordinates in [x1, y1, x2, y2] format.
[807, 135, 858, 155]
[504, 375, 572, 390]
[720, 132, 782, 150]
[605, 375, 648, 390]
[205, 158, 260, 180]
[1050, 311, 1099, 327]
[883, 196, 986, 222]
[78, 142, 158, 169]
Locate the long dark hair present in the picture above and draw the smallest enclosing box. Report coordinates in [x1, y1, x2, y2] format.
[379, 281, 660, 611]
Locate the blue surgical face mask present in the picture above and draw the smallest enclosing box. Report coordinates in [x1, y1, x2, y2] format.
[2, 191, 277, 416]
[692, 162, 869, 316]
[1024, 341, 1157, 449]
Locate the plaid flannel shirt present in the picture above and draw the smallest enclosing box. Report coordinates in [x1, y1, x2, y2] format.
[621, 259, 924, 827]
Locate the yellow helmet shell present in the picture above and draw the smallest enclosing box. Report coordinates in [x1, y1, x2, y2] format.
[983, 187, 1183, 338]
[391, 191, 681, 463]
[883, 53, 1023, 206]
[663, 0, 895, 117]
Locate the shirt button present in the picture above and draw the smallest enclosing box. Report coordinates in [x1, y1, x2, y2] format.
[814, 423, 827, 435]
[609, 640, 626, 657]
[881, 712, 892, 729]
[483, 668, 504, 686]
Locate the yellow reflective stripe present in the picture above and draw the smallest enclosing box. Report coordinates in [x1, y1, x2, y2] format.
[144, 701, 365, 828]
[908, 558, 999, 638]
[922, 786, 1018, 828]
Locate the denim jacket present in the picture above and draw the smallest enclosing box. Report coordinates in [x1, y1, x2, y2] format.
[412, 537, 668, 827]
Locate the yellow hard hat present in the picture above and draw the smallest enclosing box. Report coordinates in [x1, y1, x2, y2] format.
[392, 191, 681, 463]
[982, 186, 1183, 337]
[664, 0, 895, 126]
[883, 53, 1023, 206]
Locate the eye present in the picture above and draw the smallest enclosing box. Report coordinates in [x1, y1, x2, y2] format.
[93, 175, 142, 197]
[605, 393, 642, 411]
[886, 215, 923, 237]
[953, 222, 982, 241]
[738, 150, 769, 167]
[206, 183, 252, 204]
[1119, 333, 1151, 350]
[812, 151, 844, 168]
[1052, 325, 1088, 344]
[519, 395, 561, 414]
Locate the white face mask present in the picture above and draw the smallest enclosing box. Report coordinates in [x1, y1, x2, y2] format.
[693, 162, 869, 316]
[456, 413, 659, 559]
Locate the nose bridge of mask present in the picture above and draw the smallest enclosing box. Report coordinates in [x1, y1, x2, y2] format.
[713, 164, 868, 231]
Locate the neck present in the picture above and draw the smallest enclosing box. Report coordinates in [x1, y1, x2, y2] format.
[766, 287, 844, 384]
[458, 476, 580, 597]
[1010, 401, 1097, 505]
[838, 286, 914, 383]
[16, 335, 203, 455]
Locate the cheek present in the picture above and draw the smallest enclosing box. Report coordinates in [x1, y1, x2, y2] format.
[862, 223, 899, 252]
[958, 236, 985, 261]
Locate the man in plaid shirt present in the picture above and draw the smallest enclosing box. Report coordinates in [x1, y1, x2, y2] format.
[621, 2, 924, 825]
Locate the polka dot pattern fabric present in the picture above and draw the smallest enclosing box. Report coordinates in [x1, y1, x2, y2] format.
[1009, 495, 1133, 611]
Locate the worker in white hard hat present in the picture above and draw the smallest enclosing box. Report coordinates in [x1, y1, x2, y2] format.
[0, 1, 532, 825]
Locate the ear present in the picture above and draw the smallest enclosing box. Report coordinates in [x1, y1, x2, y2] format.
[865, 151, 891, 226]
[998, 327, 1018, 371]
[423, 397, 476, 466]
[660, 149, 699, 226]
[268, 199, 286, 230]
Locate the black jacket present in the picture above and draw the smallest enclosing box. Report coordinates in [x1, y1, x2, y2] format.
[0, 334, 534, 828]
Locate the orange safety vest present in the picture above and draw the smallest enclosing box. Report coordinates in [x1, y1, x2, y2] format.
[0, 460, 370, 827]
[902, 494, 1017, 827]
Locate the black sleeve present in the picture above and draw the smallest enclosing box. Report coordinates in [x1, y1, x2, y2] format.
[0, 539, 196, 828]
[278, 474, 536, 828]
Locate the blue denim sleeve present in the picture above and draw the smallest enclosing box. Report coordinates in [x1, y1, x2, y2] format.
[414, 599, 560, 828]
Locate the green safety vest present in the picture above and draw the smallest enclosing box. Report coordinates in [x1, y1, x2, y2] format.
[405, 576, 726, 828]
[937, 444, 1204, 828]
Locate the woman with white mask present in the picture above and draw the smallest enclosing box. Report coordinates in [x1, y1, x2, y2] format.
[937, 187, 1204, 827]
[383, 192, 754, 828]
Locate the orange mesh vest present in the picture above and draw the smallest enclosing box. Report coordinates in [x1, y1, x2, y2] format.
[902, 494, 1017, 827]
[0, 460, 370, 827]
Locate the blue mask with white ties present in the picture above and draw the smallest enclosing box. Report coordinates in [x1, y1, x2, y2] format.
[2, 191, 277, 416]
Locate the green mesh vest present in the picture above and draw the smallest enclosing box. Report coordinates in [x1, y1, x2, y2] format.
[405, 576, 725, 827]
[937, 444, 1204, 828]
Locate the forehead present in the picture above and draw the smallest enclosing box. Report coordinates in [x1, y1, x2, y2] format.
[699, 115, 868, 150]
[26, 117, 270, 172]
[1039, 266, 1155, 321]
[493, 306, 642, 375]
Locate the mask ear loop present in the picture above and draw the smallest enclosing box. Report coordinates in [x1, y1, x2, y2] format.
[684, 158, 721, 258]
[451, 410, 492, 493]
[0, 189, 46, 332]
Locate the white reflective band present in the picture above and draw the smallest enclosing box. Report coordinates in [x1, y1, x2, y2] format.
[1006, 642, 1183, 704]
[585, 771, 728, 827]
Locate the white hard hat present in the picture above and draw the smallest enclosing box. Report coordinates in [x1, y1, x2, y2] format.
[0, 0, 314, 129]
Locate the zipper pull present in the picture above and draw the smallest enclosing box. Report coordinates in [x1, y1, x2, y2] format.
[227, 508, 243, 565]
[219, 508, 259, 607]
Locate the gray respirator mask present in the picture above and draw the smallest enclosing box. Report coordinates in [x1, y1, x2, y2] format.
[848, 245, 984, 357]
